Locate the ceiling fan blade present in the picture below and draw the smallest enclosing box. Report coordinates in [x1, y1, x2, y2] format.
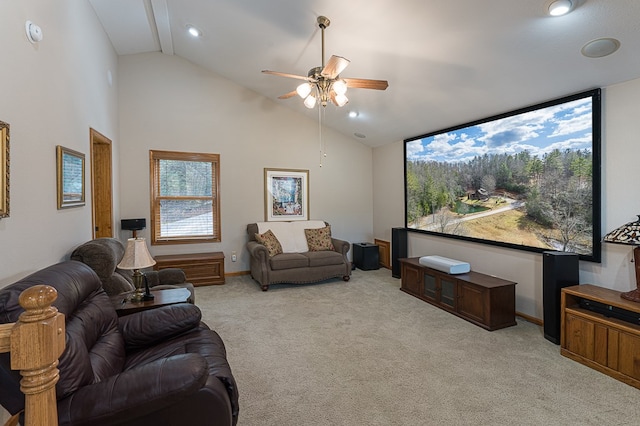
[277, 90, 298, 100]
[343, 78, 389, 90]
[262, 70, 310, 81]
[321, 55, 350, 79]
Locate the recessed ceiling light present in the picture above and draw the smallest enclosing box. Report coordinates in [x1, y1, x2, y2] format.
[548, 0, 572, 16]
[348, 111, 359, 118]
[186, 25, 201, 37]
[581, 38, 621, 58]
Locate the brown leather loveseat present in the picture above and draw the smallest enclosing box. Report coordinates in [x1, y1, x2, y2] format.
[0, 261, 239, 426]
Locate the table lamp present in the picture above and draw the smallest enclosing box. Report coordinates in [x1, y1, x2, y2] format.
[603, 215, 640, 302]
[117, 237, 156, 302]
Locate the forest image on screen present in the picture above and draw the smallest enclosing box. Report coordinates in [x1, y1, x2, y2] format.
[405, 90, 600, 260]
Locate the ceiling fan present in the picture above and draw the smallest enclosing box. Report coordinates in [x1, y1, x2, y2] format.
[262, 16, 389, 109]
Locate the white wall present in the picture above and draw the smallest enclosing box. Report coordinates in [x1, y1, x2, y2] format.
[118, 52, 374, 273]
[0, 0, 118, 286]
[372, 78, 640, 319]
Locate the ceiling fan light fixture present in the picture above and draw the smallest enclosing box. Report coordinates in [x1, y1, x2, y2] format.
[304, 94, 317, 109]
[548, 0, 572, 16]
[334, 94, 348, 107]
[332, 80, 347, 96]
[296, 82, 313, 98]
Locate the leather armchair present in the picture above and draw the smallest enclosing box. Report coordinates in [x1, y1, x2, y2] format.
[70, 237, 196, 302]
[0, 261, 239, 426]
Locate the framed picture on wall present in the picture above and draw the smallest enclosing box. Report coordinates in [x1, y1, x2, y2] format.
[0, 121, 8, 218]
[264, 168, 309, 221]
[56, 145, 85, 209]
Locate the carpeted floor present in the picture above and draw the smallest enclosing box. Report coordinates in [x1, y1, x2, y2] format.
[195, 268, 640, 426]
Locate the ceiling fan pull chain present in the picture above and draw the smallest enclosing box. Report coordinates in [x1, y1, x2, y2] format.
[322, 107, 328, 159]
[319, 106, 323, 167]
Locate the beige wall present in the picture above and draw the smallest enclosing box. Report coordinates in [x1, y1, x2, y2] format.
[372, 79, 640, 319]
[0, 0, 118, 286]
[2, 0, 640, 350]
[117, 52, 374, 273]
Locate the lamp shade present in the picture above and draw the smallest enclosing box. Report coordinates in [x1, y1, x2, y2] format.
[334, 93, 348, 107]
[296, 82, 313, 98]
[603, 215, 640, 246]
[332, 79, 347, 96]
[303, 94, 317, 109]
[117, 238, 156, 270]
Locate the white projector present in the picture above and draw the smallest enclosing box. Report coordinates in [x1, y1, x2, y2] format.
[419, 255, 470, 275]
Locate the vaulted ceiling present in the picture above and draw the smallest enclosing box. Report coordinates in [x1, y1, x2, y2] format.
[89, 0, 640, 147]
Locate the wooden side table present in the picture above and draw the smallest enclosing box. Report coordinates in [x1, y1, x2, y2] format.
[111, 288, 191, 316]
[154, 252, 225, 286]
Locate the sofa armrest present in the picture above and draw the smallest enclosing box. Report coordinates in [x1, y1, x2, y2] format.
[57, 354, 208, 426]
[331, 237, 350, 256]
[247, 240, 269, 261]
[118, 303, 202, 351]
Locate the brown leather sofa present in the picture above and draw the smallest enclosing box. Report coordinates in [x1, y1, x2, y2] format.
[0, 261, 239, 426]
[246, 221, 351, 291]
[70, 237, 196, 302]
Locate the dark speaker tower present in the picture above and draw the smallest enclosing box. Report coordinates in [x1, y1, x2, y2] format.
[391, 227, 408, 278]
[543, 251, 579, 344]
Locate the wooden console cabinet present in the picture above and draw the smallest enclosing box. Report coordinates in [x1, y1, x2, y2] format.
[561, 284, 640, 389]
[399, 257, 516, 331]
[154, 252, 225, 286]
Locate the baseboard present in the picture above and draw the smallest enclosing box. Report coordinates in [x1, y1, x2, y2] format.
[516, 311, 542, 326]
[225, 271, 250, 277]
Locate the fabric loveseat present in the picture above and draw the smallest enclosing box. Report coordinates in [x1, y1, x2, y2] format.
[246, 220, 351, 291]
[70, 237, 196, 302]
[0, 261, 239, 426]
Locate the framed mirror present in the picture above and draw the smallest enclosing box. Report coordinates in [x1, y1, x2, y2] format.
[0, 121, 8, 218]
[56, 145, 85, 209]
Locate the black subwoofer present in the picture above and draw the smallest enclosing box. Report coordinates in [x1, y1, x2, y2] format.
[391, 227, 408, 278]
[353, 243, 380, 270]
[543, 251, 579, 344]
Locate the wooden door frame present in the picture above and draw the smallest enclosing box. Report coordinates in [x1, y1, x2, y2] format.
[90, 128, 113, 238]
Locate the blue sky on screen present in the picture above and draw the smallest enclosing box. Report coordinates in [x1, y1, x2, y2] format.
[406, 98, 592, 163]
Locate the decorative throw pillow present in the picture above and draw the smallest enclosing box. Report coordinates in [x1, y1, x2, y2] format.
[304, 226, 334, 251]
[255, 229, 283, 257]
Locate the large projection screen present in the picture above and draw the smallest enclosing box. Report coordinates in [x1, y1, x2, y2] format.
[404, 89, 601, 262]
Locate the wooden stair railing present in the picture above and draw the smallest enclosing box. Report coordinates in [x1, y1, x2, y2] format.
[0, 285, 65, 426]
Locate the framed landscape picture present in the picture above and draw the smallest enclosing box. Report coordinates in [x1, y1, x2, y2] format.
[57, 145, 85, 209]
[404, 89, 601, 262]
[264, 168, 309, 221]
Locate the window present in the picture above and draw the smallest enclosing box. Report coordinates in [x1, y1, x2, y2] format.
[149, 150, 220, 244]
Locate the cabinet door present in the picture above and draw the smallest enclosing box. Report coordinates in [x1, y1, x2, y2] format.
[564, 313, 595, 360]
[401, 264, 422, 295]
[440, 277, 456, 309]
[457, 281, 485, 323]
[423, 272, 437, 302]
[617, 331, 640, 380]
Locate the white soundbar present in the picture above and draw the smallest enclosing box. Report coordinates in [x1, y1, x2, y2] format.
[419, 255, 470, 275]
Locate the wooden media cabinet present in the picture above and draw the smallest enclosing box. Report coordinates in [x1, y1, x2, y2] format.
[399, 257, 517, 331]
[154, 252, 225, 286]
[561, 284, 640, 389]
